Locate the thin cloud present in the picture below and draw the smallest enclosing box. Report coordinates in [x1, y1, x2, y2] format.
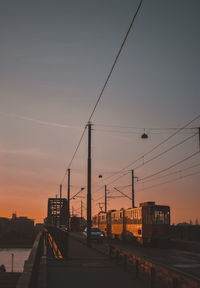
[0, 148, 46, 156]
[0, 112, 80, 130]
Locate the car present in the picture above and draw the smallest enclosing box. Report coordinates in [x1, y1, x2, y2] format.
[82, 227, 104, 241]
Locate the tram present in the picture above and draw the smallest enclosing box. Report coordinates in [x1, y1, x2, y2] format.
[92, 202, 170, 244]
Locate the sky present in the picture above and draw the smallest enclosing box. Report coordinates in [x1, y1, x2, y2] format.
[0, 0, 200, 224]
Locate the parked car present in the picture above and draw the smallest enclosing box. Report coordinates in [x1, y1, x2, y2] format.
[82, 227, 104, 241]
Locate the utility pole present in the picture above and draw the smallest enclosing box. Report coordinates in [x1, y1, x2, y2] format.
[131, 170, 135, 208]
[60, 184, 62, 198]
[60, 184, 62, 227]
[67, 168, 70, 231]
[81, 200, 83, 230]
[56, 194, 58, 227]
[87, 122, 92, 245]
[131, 170, 138, 208]
[105, 185, 107, 213]
[199, 127, 200, 151]
[11, 253, 14, 272]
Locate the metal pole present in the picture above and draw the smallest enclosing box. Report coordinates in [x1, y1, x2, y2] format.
[105, 185, 107, 213]
[67, 168, 70, 231]
[87, 122, 92, 245]
[81, 200, 83, 230]
[60, 184, 62, 199]
[11, 253, 14, 272]
[132, 170, 134, 208]
[199, 127, 200, 152]
[56, 194, 58, 227]
[60, 184, 62, 227]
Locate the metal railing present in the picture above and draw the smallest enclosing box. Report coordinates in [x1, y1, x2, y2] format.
[44, 226, 68, 259]
[94, 244, 200, 288]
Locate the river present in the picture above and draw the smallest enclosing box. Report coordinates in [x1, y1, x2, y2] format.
[0, 248, 31, 272]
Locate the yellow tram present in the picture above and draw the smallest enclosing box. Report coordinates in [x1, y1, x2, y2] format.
[92, 202, 170, 244]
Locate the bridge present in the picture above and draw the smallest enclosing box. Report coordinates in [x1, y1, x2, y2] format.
[13, 226, 200, 288]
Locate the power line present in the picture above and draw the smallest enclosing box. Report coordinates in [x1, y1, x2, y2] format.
[88, 0, 144, 122]
[139, 151, 199, 182]
[94, 123, 198, 130]
[115, 162, 200, 189]
[137, 162, 200, 185]
[60, 0, 144, 181]
[96, 114, 200, 185]
[133, 132, 198, 171]
[137, 170, 200, 193]
[94, 143, 199, 197]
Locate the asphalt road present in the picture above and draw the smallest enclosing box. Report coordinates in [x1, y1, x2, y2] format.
[70, 232, 200, 280]
[46, 235, 146, 288]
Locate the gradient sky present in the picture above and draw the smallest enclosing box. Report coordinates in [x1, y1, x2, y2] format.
[0, 0, 200, 224]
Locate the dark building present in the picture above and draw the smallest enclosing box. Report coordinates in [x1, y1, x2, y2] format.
[10, 214, 34, 234]
[0, 214, 35, 246]
[0, 217, 10, 233]
[47, 198, 68, 227]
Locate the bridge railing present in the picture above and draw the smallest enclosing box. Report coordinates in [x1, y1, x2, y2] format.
[94, 243, 200, 288]
[44, 225, 68, 259]
[16, 230, 44, 288]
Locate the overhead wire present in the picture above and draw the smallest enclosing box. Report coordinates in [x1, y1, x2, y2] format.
[94, 114, 200, 191]
[137, 162, 200, 185]
[60, 0, 144, 183]
[137, 170, 200, 193]
[138, 151, 199, 182]
[116, 162, 200, 189]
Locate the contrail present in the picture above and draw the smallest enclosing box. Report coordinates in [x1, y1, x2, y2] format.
[0, 112, 80, 130]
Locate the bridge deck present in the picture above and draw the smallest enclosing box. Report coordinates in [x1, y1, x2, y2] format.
[45, 236, 146, 288]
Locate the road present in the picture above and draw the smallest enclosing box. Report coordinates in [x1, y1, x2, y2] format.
[70, 232, 200, 280]
[46, 234, 147, 288]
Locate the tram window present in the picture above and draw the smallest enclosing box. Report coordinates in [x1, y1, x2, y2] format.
[164, 211, 170, 224]
[154, 210, 164, 224]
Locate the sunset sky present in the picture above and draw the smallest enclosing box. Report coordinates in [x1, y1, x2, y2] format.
[0, 0, 200, 224]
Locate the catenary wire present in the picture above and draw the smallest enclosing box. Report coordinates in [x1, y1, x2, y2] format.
[60, 0, 144, 182]
[94, 114, 200, 189]
[138, 151, 199, 182]
[116, 162, 200, 189]
[137, 170, 200, 193]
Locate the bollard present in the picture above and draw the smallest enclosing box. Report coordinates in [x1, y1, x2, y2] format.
[109, 245, 112, 259]
[115, 250, 120, 264]
[150, 267, 155, 288]
[172, 278, 178, 288]
[134, 258, 139, 278]
[64, 232, 68, 259]
[123, 254, 127, 272]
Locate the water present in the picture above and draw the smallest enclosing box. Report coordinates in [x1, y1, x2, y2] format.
[0, 248, 31, 272]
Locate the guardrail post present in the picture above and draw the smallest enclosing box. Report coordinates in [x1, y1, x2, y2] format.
[150, 267, 155, 288]
[172, 278, 178, 288]
[123, 254, 127, 272]
[134, 258, 139, 279]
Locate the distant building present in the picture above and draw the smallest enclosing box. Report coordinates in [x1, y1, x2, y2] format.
[0, 217, 10, 233]
[0, 214, 35, 246]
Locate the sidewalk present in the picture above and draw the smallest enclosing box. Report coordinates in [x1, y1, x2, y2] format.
[46, 235, 146, 288]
